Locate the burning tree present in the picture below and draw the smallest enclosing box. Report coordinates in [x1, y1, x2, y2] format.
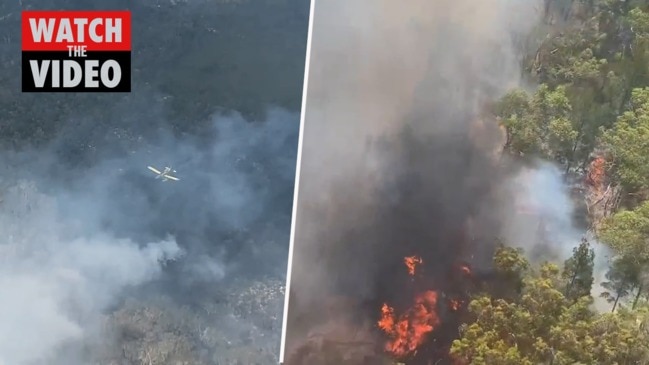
[283, 117, 519, 365]
[376, 255, 480, 364]
[378, 257, 441, 358]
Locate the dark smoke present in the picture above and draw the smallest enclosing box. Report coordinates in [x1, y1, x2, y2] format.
[283, 0, 542, 363]
[284, 111, 511, 365]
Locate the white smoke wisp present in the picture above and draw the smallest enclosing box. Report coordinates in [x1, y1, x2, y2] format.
[0, 181, 182, 365]
[502, 160, 612, 309]
[503, 161, 582, 258]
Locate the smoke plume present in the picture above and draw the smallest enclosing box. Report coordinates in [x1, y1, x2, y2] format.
[0, 99, 298, 364]
[284, 0, 545, 362]
[502, 161, 612, 309]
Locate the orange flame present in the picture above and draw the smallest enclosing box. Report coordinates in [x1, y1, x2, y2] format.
[404, 256, 423, 276]
[587, 156, 606, 192]
[378, 291, 440, 357]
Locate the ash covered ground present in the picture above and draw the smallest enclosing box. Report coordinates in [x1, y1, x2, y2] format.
[0, 0, 309, 364]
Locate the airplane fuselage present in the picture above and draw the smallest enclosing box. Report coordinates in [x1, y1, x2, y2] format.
[147, 165, 179, 182]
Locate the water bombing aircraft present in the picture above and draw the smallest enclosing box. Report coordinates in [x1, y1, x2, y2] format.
[147, 166, 180, 182]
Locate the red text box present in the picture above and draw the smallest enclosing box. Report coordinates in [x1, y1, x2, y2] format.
[22, 11, 131, 52]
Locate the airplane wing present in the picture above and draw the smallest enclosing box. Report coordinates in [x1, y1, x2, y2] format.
[147, 166, 162, 174]
[164, 175, 180, 181]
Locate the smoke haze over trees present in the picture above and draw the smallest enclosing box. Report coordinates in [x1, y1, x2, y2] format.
[0, 0, 308, 364]
[450, 0, 649, 363]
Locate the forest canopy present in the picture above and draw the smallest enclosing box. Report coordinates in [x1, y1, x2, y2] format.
[453, 1, 649, 364]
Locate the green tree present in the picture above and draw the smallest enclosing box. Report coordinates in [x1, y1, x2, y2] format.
[600, 87, 649, 196]
[547, 116, 579, 167]
[492, 244, 530, 299]
[600, 256, 638, 312]
[463, 5, 649, 363]
[598, 201, 649, 308]
[451, 264, 568, 365]
[529, 14, 606, 88]
[613, 7, 649, 113]
[495, 89, 541, 156]
[524, 5, 649, 173]
[562, 237, 595, 301]
[495, 85, 576, 163]
[451, 255, 649, 364]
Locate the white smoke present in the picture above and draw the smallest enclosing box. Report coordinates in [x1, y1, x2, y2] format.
[0, 102, 298, 364]
[0, 181, 182, 365]
[503, 161, 581, 257]
[502, 160, 611, 309]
